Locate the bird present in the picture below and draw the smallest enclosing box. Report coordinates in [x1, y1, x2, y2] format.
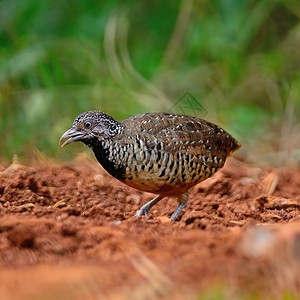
[59, 110, 240, 221]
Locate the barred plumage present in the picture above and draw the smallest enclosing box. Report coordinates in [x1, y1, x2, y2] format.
[59, 111, 240, 220]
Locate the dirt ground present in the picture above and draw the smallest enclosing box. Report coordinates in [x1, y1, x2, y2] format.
[0, 155, 300, 300]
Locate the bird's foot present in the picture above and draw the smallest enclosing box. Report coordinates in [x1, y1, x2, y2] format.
[134, 195, 163, 218]
[170, 193, 189, 221]
[134, 205, 149, 217]
[170, 203, 185, 221]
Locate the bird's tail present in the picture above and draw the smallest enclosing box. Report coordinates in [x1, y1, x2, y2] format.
[226, 137, 241, 157]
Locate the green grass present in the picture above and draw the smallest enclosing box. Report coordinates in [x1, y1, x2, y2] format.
[0, 0, 299, 161]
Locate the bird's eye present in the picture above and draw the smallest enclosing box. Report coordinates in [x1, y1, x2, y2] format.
[84, 121, 92, 129]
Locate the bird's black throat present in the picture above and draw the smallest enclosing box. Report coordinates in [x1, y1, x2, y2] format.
[82, 138, 126, 181]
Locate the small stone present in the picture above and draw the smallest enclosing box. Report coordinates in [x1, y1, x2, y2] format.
[61, 223, 78, 237]
[157, 216, 171, 223]
[125, 195, 141, 205]
[7, 226, 36, 248]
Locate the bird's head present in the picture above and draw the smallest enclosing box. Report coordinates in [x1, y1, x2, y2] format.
[59, 111, 122, 148]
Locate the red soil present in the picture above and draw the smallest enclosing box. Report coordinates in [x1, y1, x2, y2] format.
[0, 156, 300, 299]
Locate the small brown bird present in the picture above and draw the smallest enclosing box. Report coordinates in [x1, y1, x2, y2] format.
[59, 111, 240, 220]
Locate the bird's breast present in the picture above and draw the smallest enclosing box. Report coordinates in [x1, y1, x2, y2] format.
[92, 140, 126, 180]
[95, 137, 224, 195]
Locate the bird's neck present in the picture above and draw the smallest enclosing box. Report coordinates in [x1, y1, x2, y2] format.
[83, 138, 126, 180]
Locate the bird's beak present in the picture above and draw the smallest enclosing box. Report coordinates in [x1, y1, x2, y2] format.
[59, 128, 85, 148]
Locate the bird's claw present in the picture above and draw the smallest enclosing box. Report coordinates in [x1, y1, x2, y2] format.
[134, 207, 149, 217]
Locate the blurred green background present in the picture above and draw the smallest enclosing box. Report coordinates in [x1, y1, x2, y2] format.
[0, 0, 299, 162]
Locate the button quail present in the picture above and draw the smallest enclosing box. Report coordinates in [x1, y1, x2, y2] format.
[59, 111, 240, 220]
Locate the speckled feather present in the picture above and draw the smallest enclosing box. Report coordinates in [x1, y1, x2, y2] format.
[60, 110, 240, 219]
[99, 112, 240, 196]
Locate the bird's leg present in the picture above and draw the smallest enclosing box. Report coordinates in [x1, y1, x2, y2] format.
[170, 193, 189, 221]
[135, 195, 164, 217]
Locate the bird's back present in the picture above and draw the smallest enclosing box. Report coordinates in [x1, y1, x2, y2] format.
[109, 113, 240, 196]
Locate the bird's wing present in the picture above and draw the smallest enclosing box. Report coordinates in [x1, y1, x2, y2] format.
[118, 113, 239, 161]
